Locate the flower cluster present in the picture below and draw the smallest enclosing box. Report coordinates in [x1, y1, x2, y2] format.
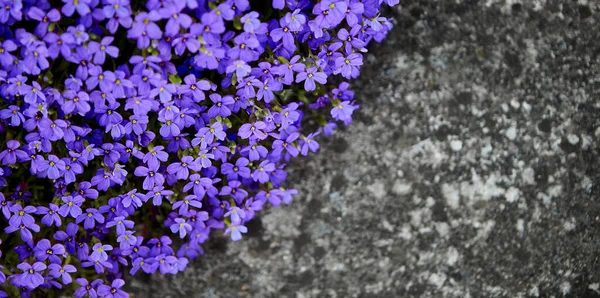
[0, 0, 396, 296]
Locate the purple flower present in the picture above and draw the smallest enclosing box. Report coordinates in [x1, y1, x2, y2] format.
[27, 8, 61, 37]
[225, 223, 247, 241]
[334, 53, 363, 79]
[16, 262, 46, 289]
[321, 0, 348, 26]
[300, 132, 321, 155]
[62, 158, 84, 184]
[229, 34, 260, 61]
[296, 67, 327, 91]
[241, 11, 261, 32]
[48, 263, 77, 284]
[272, 131, 300, 158]
[345, 1, 365, 27]
[0, 193, 12, 220]
[273, 0, 285, 9]
[256, 79, 282, 103]
[76, 208, 105, 230]
[172, 195, 202, 216]
[8, 204, 36, 228]
[207, 94, 234, 118]
[0, 40, 17, 68]
[252, 160, 276, 183]
[147, 186, 174, 206]
[5, 218, 40, 242]
[34, 239, 65, 263]
[191, 11, 225, 37]
[62, 0, 91, 16]
[159, 1, 192, 36]
[106, 216, 134, 235]
[97, 279, 128, 298]
[166, 156, 201, 180]
[195, 122, 226, 147]
[221, 157, 251, 181]
[75, 278, 103, 298]
[0, 105, 25, 126]
[240, 142, 268, 161]
[62, 90, 91, 115]
[183, 174, 213, 198]
[238, 121, 267, 140]
[0, 140, 28, 165]
[134, 163, 164, 190]
[58, 195, 84, 218]
[273, 55, 305, 85]
[90, 243, 113, 262]
[74, 181, 99, 200]
[170, 218, 192, 238]
[243, 198, 264, 220]
[219, 181, 248, 204]
[226, 60, 251, 78]
[271, 19, 296, 51]
[224, 207, 246, 224]
[117, 231, 137, 250]
[87, 37, 119, 64]
[128, 11, 162, 49]
[143, 146, 168, 169]
[36, 203, 62, 227]
[331, 101, 359, 125]
[338, 26, 366, 53]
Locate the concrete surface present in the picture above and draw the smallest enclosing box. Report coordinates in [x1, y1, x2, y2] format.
[131, 1, 600, 297]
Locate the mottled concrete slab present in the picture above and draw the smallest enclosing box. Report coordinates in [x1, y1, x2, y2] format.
[131, 1, 600, 297]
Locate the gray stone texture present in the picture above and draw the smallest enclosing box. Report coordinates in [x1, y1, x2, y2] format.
[131, 0, 600, 297]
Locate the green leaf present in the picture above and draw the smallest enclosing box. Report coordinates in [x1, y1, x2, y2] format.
[277, 56, 290, 64]
[169, 74, 182, 84]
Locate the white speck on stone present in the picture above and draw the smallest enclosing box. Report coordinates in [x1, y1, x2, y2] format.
[381, 219, 395, 232]
[510, 99, 520, 109]
[481, 143, 493, 157]
[408, 139, 448, 168]
[374, 239, 394, 247]
[367, 181, 387, 200]
[435, 222, 450, 238]
[564, 218, 576, 231]
[442, 183, 460, 209]
[516, 219, 525, 233]
[460, 169, 505, 202]
[329, 262, 346, 272]
[392, 181, 412, 195]
[529, 286, 540, 297]
[505, 187, 520, 203]
[450, 140, 463, 152]
[567, 134, 580, 145]
[538, 192, 552, 206]
[446, 247, 459, 266]
[425, 197, 435, 207]
[589, 283, 600, 294]
[548, 185, 563, 198]
[506, 126, 517, 140]
[522, 101, 531, 113]
[582, 134, 593, 150]
[365, 281, 384, 294]
[561, 282, 571, 296]
[428, 272, 447, 289]
[581, 176, 593, 194]
[398, 224, 412, 240]
[522, 167, 536, 185]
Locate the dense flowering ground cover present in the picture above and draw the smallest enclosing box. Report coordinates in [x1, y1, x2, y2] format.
[0, 0, 396, 296]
